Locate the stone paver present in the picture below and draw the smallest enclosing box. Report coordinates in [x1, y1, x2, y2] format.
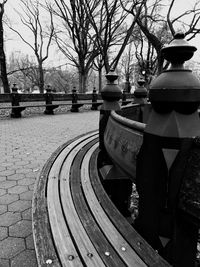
[25, 234, 35, 250]
[0, 189, 6, 197]
[20, 191, 33, 201]
[8, 186, 28, 195]
[7, 174, 25, 181]
[0, 259, 9, 267]
[0, 194, 19, 205]
[0, 181, 16, 189]
[11, 250, 37, 267]
[22, 209, 32, 221]
[0, 227, 8, 241]
[0, 205, 7, 215]
[0, 212, 21, 227]
[0, 237, 25, 258]
[9, 220, 32, 238]
[8, 200, 31, 213]
[0, 111, 98, 266]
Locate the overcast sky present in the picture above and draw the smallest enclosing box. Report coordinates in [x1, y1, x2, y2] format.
[4, 0, 200, 67]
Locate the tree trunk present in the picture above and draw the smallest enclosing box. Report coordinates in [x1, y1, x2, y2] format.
[98, 67, 102, 92]
[78, 70, 88, 93]
[38, 61, 44, 93]
[0, 7, 9, 93]
[156, 49, 165, 75]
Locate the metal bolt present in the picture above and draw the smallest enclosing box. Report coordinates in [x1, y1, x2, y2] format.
[105, 251, 110, 256]
[68, 255, 74, 261]
[46, 259, 53, 264]
[87, 253, 93, 258]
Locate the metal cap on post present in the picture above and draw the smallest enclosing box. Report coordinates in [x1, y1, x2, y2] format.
[91, 87, 98, 110]
[134, 77, 148, 104]
[11, 83, 18, 93]
[101, 69, 122, 110]
[46, 84, 52, 94]
[99, 69, 122, 163]
[147, 32, 200, 137]
[11, 84, 23, 118]
[135, 33, 200, 266]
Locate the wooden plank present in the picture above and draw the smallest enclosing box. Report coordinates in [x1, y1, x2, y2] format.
[81, 142, 147, 267]
[70, 138, 126, 267]
[59, 134, 106, 267]
[33, 131, 97, 267]
[48, 151, 83, 266]
[32, 149, 62, 267]
[20, 94, 45, 102]
[90, 149, 171, 267]
[0, 94, 11, 103]
[47, 131, 98, 266]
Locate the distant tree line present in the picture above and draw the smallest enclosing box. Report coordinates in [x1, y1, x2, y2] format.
[0, 0, 200, 93]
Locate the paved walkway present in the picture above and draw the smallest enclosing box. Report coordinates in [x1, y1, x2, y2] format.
[0, 111, 99, 267]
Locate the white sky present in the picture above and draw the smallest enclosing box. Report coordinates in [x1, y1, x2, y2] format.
[3, 0, 200, 66]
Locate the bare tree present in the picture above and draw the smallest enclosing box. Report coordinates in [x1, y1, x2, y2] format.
[118, 43, 136, 92]
[7, 0, 54, 93]
[53, 0, 100, 93]
[84, 0, 146, 91]
[123, 0, 200, 74]
[7, 52, 42, 91]
[0, 0, 9, 93]
[132, 25, 160, 82]
[167, 0, 200, 40]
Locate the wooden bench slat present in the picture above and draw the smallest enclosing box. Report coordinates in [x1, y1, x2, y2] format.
[47, 131, 98, 266]
[89, 149, 171, 267]
[70, 138, 126, 267]
[33, 129, 170, 267]
[48, 150, 83, 266]
[59, 133, 106, 267]
[32, 149, 63, 267]
[81, 143, 147, 267]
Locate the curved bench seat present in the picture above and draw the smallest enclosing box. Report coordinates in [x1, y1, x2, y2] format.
[32, 130, 170, 266]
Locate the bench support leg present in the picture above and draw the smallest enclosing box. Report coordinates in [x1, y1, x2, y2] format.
[44, 105, 59, 115]
[11, 107, 26, 118]
[102, 179, 132, 217]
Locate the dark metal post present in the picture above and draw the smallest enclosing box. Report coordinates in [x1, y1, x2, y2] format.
[91, 87, 98, 110]
[99, 70, 133, 217]
[121, 89, 127, 106]
[134, 77, 148, 105]
[99, 69, 122, 162]
[11, 84, 25, 118]
[44, 85, 54, 115]
[70, 87, 79, 112]
[134, 33, 200, 266]
[133, 77, 148, 123]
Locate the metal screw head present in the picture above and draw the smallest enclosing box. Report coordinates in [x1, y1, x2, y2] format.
[68, 255, 74, 261]
[105, 251, 110, 256]
[87, 253, 93, 258]
[46, 259, 53, 264]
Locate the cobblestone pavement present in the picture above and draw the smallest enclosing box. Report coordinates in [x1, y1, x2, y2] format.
[0, 111, 99, 267]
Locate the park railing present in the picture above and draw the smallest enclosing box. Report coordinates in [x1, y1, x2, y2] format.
[0, 87, 135, 118]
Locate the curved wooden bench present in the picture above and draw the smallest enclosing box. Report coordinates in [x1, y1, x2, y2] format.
[32, 130, 170, 267]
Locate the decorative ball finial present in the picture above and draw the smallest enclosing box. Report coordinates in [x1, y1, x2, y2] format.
[101, 69, 122, 102]
[105, 69, 119, 83]
[161, 32, 197, 65]
[174, 32, 185, 39]
[149, 32, 200, 105]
